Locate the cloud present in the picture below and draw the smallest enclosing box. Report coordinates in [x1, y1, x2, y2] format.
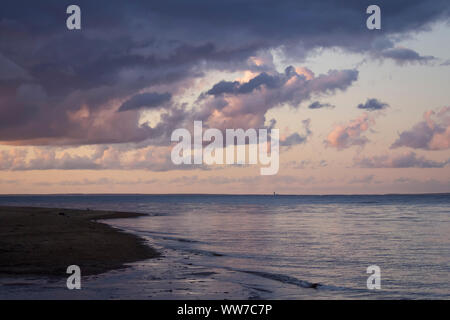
[280, 119, 312, 147]
[357, 98, 389, 111]
[0, 144, 206, 172]
[34, 177, 160, 187]
[441, 59, 450, 66]
[118, 92, 171, 112]
[349, 175, 377, 184]
[325, 113, 375, 150]
[280, 132, 308, 147]
[58, 178, 113, 186]
[0, 179, 19, 184]
[379, 47, 435, 65]
[354, 151, 449, 168]
[391, 106, 450, 150]
[370, 38, 436, 65]
[287, 160, 328, 169]
[206, 72, 286, 96]
[308, 101, 334, 109]
[0, 148, 100, 170]
[1, 1, 449, 146]
[200, 67, 358, 130]
[58, 178, 159, 186]
[168, 174, 319, 186]
[0, 53, 30, 80]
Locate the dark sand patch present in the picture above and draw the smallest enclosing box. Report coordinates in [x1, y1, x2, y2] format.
[0, 206, 159, 278]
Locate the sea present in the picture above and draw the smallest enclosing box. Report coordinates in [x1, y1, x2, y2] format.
[0, 194, 449, 299]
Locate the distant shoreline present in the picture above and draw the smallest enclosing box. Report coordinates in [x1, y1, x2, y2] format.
[0, 192, 448, 196]
[0, 206, 159, 278]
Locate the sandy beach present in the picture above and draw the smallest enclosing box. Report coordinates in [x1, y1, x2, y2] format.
[0, 206, 159, 278]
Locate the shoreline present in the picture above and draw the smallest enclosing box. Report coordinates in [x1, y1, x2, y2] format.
[0, 206, 159, 278]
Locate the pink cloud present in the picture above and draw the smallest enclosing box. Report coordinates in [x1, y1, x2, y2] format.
[325, 113, 375, 150]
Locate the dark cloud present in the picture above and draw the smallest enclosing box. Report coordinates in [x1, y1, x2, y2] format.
[357, 98, 389, 111]
[308, 101, 334, 109]
[206, 68, 295, 96]
[0, 53, 30, 80]
[206, 81, 240, 96]
[118, 92, 171, 112]
[379, 47, 435, 65]
[391, 107, 450, 150]
[355, 151, 449, 168]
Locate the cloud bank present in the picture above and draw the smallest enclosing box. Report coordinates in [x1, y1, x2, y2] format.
[355, 151, 449, 168]
[1, 0, 449, 147]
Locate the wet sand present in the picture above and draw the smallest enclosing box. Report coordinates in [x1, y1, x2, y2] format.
[0, 206, 159, 278]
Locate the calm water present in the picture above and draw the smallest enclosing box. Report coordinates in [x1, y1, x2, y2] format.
[0, 194, 449, 299]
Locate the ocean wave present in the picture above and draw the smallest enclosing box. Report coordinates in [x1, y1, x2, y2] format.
[239, 270, 321, 289]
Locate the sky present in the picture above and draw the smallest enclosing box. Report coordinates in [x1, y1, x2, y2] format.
[0, 0, 449, 194]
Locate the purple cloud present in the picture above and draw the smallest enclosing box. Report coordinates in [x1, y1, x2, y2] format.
[118, 92, 171, 112]
[380, 47, 435, 65]
[308, 101, 335, 109]
[391, 107, 450, 150]
[357, 98, 389, 111]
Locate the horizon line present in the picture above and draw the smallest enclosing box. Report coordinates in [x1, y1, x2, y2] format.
[0, 192, 448, 197]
